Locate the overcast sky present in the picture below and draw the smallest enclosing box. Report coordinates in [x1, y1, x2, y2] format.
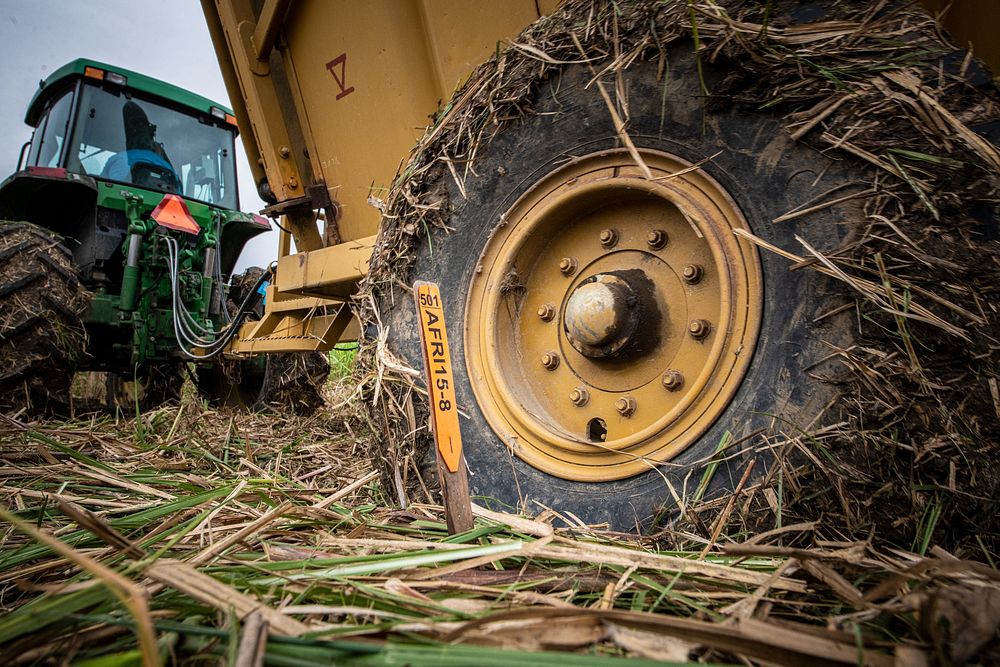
[0, 0, 275, 269]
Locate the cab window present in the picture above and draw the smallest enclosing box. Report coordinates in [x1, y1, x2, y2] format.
[28, 89, 74, 168]
[69, 83, 238, 209]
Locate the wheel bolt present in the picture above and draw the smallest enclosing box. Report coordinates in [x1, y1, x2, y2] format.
[541, 352, 560, 370]
[662, 369, 684, 391]
[682, 264, 704, 284]
[558, 257, 578, 275]
[615, 396, 637, 417]
[688, 319, 712, 340]
[569, 387, 590, 406]
[646, 229, 668, 250]
[599, 228, 619, 248]
[537, 303, 556, 321]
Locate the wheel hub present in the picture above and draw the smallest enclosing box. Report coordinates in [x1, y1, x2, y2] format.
[465, 148, 762, 482]
[563, 273, 641, 358]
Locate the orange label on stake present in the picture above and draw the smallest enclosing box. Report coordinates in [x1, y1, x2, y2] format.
[413, 281, 463, 473]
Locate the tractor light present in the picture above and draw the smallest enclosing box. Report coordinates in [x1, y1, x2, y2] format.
[27, 166, 68, 179]
[84, 66, 104, 80]
[211, 107, 239, 128]
[251, 214, 270, 228]
[105, 71, 128, 86]
[151, 194, 200, 235]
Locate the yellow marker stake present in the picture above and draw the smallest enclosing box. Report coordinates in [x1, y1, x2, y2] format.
[414, 281, 463, 472]
[413, 281, 473, 534]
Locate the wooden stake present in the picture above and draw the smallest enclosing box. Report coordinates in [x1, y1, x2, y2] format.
[413, 281, 474, 534]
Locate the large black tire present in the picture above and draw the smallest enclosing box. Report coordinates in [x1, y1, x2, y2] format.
[197, 353, 329, 415]
[380, 46, 862, 529]
[0, 222, 88, 415]
[196, 267, 330, 415]
[364, 0, 1000, 547]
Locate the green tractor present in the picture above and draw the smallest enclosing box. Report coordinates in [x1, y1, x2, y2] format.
[0, 59, 328, 415]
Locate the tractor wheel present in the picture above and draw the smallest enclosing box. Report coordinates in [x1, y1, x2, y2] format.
[0, 222, 88, 415]
[196, 267, 329, 415]
[196, 353, 329, 415]
[378, 43, 865, 530]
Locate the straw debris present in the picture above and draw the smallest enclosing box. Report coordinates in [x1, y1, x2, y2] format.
[3, 0, 1000, 663]
[2, 398, 999, 663]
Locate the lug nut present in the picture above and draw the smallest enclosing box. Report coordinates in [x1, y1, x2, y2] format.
[688, 319, 712, 340]
[599, 228, 619, 248]
[682, 264, 704, 284]
[558, 257, 578, 275]
[569, 387, 590, 407]
[662, 370, 684, 391]
[537, 303, 556, 321]
[646, 229, 668, 250]
[615, 396, 637, 417]
[541, 352, 561, 370]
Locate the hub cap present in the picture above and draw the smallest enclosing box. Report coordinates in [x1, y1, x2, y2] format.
[563, 274, 640, 358]
[465, 149, 762, 481]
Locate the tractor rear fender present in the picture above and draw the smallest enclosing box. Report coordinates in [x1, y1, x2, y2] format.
[0, 170, 109, 282]
[217, 212, 271, 278]
[0, 169, 99, 239]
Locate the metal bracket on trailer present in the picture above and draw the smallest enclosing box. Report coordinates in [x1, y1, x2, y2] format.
[229, 288, 356, 354]
[226, 235, 374, 354]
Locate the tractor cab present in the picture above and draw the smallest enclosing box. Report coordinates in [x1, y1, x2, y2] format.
[21, 59, 239, 209]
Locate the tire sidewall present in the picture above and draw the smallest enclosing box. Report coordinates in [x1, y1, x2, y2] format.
[390, 48, 862, 527]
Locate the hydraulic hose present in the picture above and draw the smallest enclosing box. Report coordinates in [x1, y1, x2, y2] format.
[165, 237, 272, 359]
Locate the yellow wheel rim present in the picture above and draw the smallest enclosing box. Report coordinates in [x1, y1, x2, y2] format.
[465, 148, 763, 481]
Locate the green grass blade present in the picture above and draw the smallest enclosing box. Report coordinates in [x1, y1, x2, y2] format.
[251, 541, 524, 585]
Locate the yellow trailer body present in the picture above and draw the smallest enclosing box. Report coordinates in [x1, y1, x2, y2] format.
[203, 0, 559, 247]
[202, 0, 558, 351]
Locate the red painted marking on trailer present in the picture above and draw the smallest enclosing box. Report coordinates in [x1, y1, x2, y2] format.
[325, 53, 355, 101]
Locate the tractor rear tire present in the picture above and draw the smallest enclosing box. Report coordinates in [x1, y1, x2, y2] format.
[196, 267, 329, 416]
[0, 222, 88, 415]
[197, 354, 329, 415]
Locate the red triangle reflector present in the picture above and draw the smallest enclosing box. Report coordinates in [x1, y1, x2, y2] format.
[151, 195, 200, 235]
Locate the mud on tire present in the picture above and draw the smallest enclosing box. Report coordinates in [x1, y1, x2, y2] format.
[0, 222, 88, 414]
